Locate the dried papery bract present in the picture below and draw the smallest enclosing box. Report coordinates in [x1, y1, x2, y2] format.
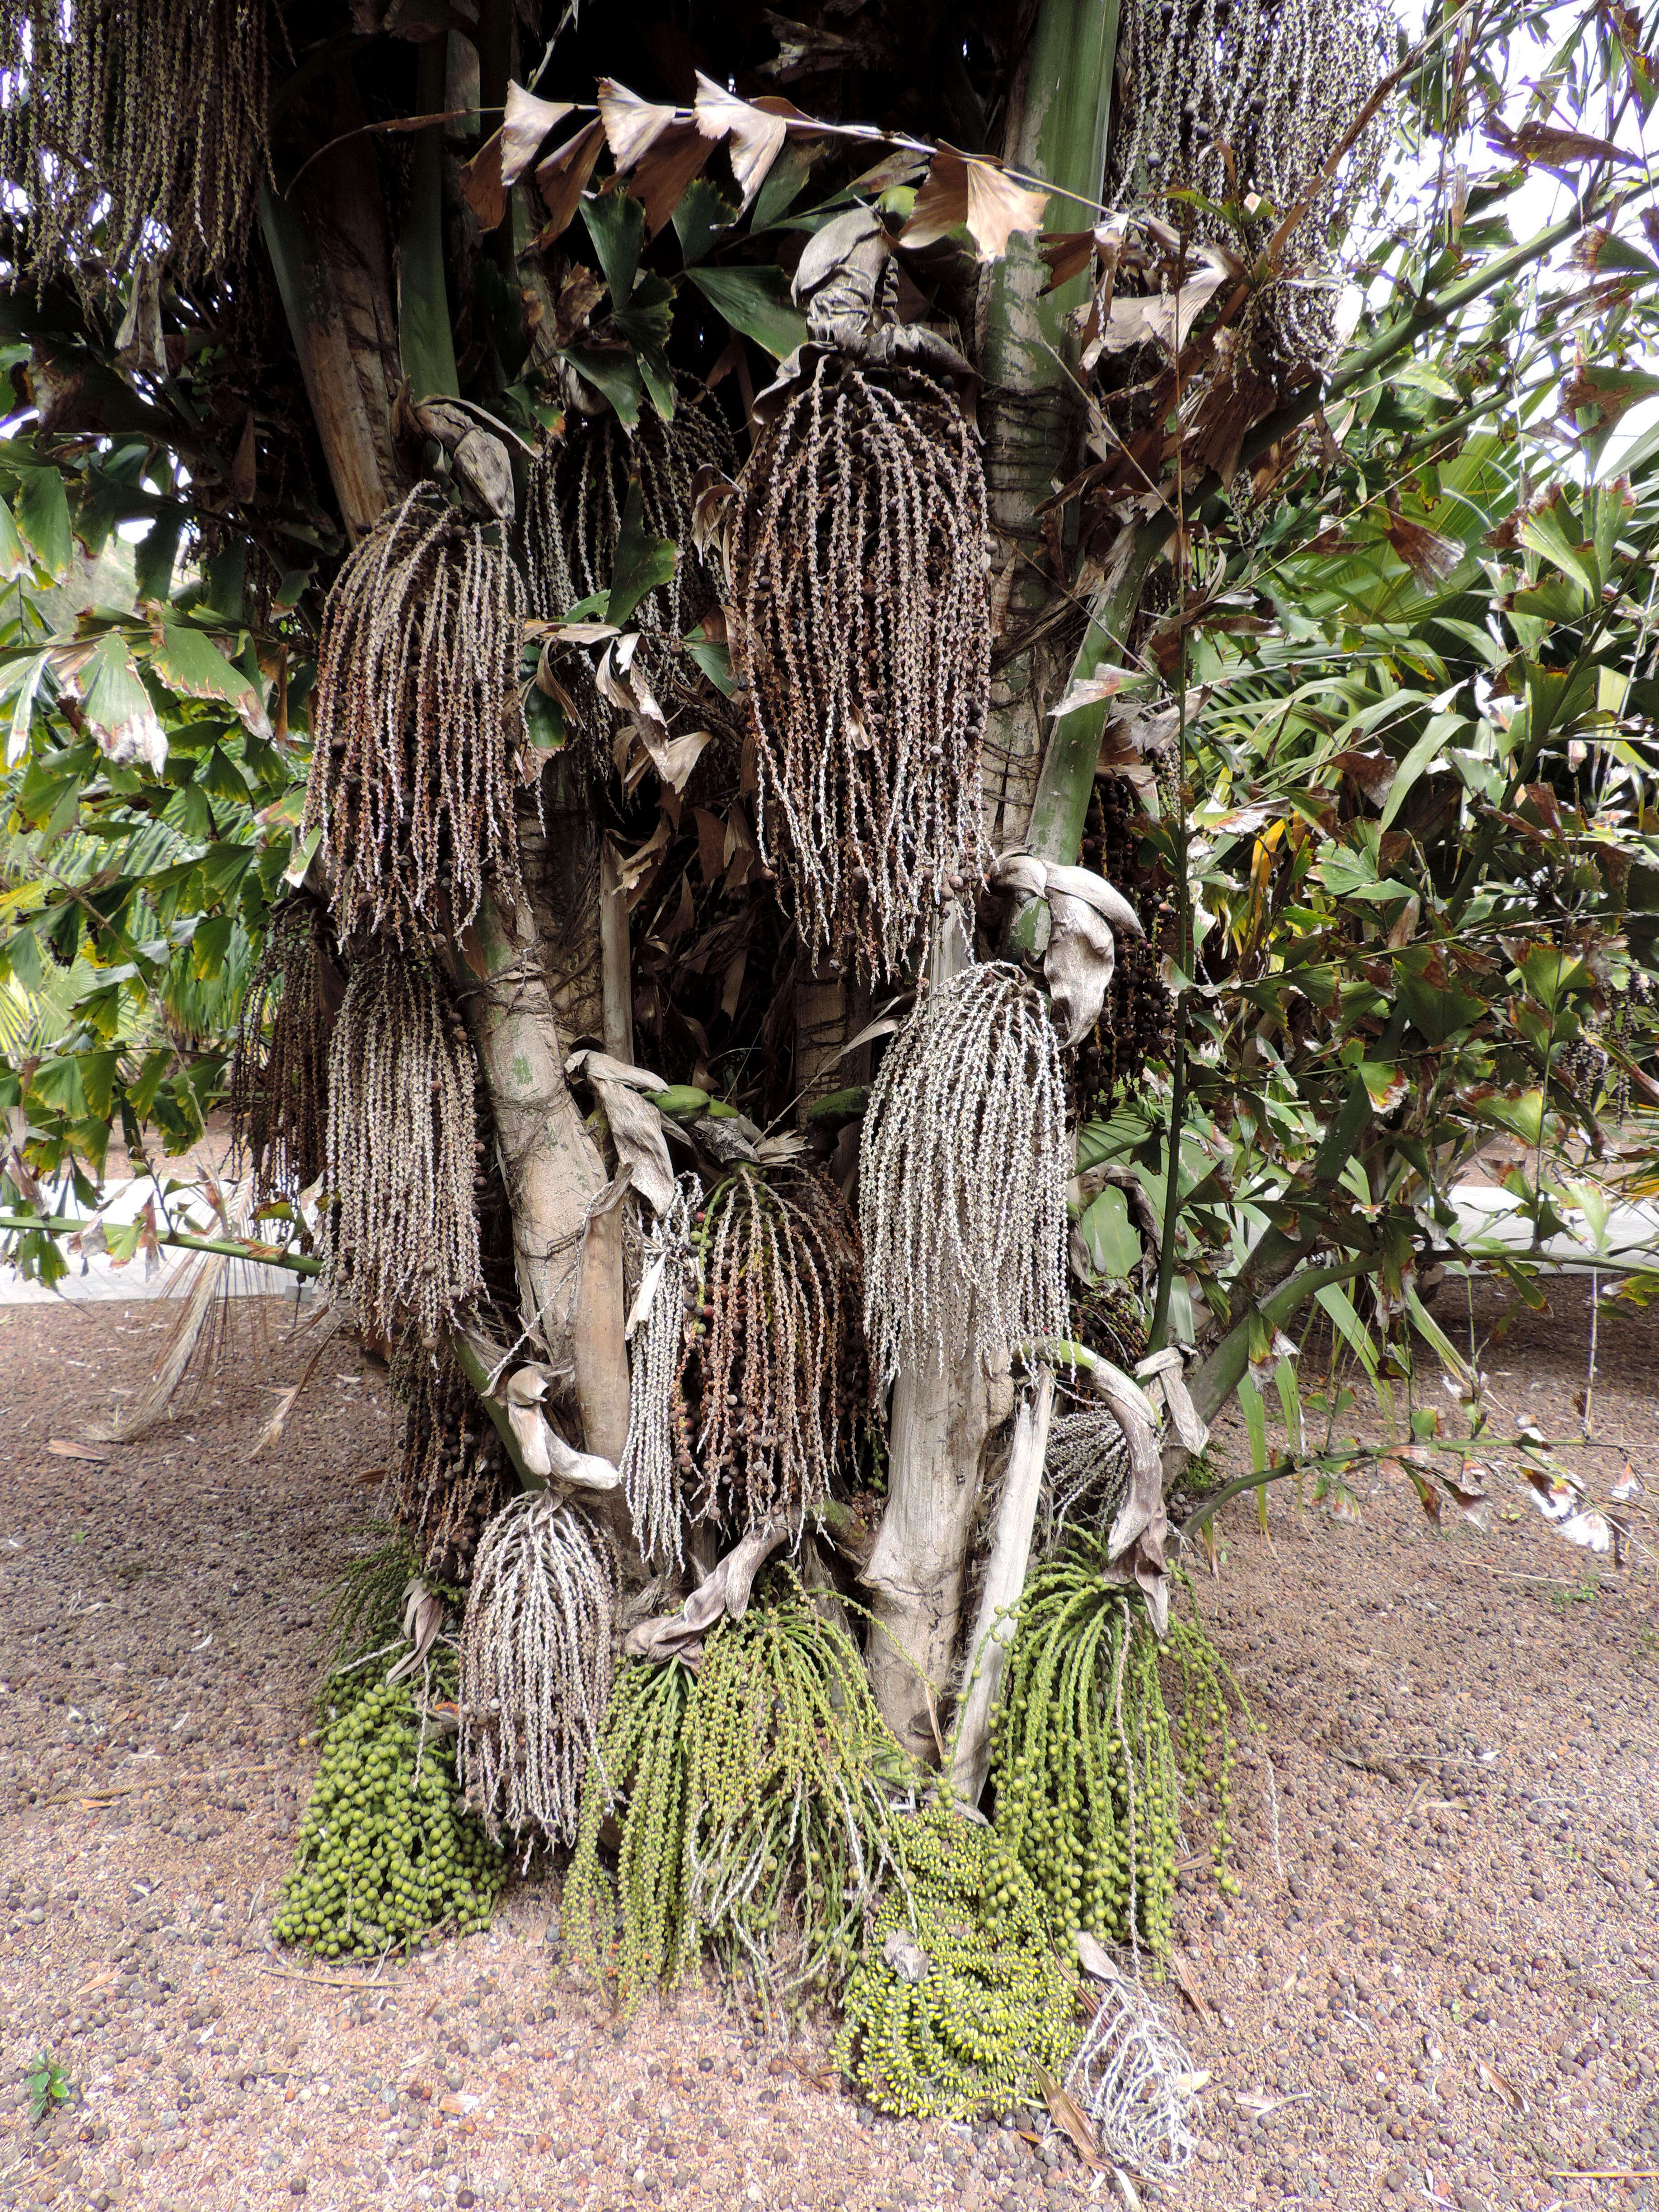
[323, 943, 483, 1345]
[457, 1492, 619, 1850]
[729, 355, 990, 979]
[521, 399, 734, 759]
[620, 1176, 703, 1569]
[861, 963, 1069, 1384]
[389, 1339, 512, 1588]
[304, 486, 530, 942]
[0, 0, 272, 285]
[229, 897, 338, 1207]
[681, 1165, 866, 1540]
[1111, 0, 1392, 358]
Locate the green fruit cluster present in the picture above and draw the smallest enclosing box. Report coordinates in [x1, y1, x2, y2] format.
[274, 1680, 505, 1959]
[991, 1545, 1243, 1954]
[566, 1579, 910, 2018]
[835, 1804, 1078, 2121]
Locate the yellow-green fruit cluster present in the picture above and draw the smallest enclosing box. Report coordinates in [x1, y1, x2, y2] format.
[993, 1568, 1179, 1955]
[835, 1806, 1078, 2121]
[991, 1549, 1243, 1954]
[566, 1586, 909, 2020]
[274, 1681, 505, 1959]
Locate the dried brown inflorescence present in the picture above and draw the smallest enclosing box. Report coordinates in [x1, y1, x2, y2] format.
[0, 0, 272, 283]
[1110, 0, 1392, 360]
[304, 486, 530, 942]
[861, 962, 1069, 1384]
[521, 398, 734, 762]
[388, 1339, 511, 1588]
[523, 399, 731, 636]
[323, 942, 483, 1346]
[229, 897, 339, 1207]
[671, 1164, 867, 1544]
[729, 354, 989, 980]
[1084, 776, 1171, 1106]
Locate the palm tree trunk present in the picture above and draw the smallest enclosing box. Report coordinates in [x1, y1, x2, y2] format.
[862, 0, 1121, 1754]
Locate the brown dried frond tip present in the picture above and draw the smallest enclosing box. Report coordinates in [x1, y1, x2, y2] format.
[304, 486, 530, 941]
[229, 897, 338, 1207]
[323, 942, 483, 1346]
[389, 1338, 511, 1589]
[729, 355, 990, 980]
[678, 1164, 867, 1541]
[0, 0, 272, 284]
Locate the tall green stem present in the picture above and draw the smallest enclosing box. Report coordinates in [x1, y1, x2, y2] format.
[400, 27, 462, 402]
[1148, 995, 1187, 1347]
[979, 0, 1121, 849]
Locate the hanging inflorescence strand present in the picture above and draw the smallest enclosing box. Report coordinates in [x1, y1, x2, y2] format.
[456, 1492, 619, 1852]
[619, 1176, 703, 1570]
[229, 895, 338, 1208]
[0, 0, 273, 285]
[729, 355, 989, 980]
[304, 485, 531, 942]
[861, 963, 1069, 1383]
[322, 942, 484, 1345]
[521, 400, 736, 764]
[389, 1337, 512, 1588]
[1111, 0, 1393, 359]
[677, 1165, 867, 1541]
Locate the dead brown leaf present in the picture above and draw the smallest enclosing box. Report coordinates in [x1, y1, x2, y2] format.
[625, 121, 716, 237]
[1049, 666, 1138, 720]
[1095, 246, 1233, 357]
[534, 120, 607, 246]
[596, 78, 680, 171]
[1171, 1950, 1210, 2017]
[692, 71, 794, 207]
[899, 143, 1049, 261]
[546, 262, 604, 349]
[591, 1077, 675, 1216]
[1038, 228, 1098, 293]
[1330, 747, 1397, 810]
[228, 410, 257, 505]
[460, 128, 505, 230]
[1488, 118, 1639, 170]
[1476, 2057, 1527, 2113]
[47, 1439, 108, 1462]
[690, 464, 737, 558]
[1384, 513, 1462, 586]
[1036, 2067, 1103, 2167]
[501, 81, 577, 187]
[760, 9, 888, 81]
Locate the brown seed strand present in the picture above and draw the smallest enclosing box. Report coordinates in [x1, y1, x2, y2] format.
[728, 355, 989, 981]
[323, 941, 483, 1345]
[304, 486, 530, 942]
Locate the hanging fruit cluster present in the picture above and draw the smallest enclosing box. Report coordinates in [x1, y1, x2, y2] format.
[992, 1551, 1243, 1952]
[275, 1680, 505, 1959]
[835, 1804, 1077, 2120]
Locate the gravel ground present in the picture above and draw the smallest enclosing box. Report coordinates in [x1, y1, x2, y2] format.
[1, 1277, 1657, 2212]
